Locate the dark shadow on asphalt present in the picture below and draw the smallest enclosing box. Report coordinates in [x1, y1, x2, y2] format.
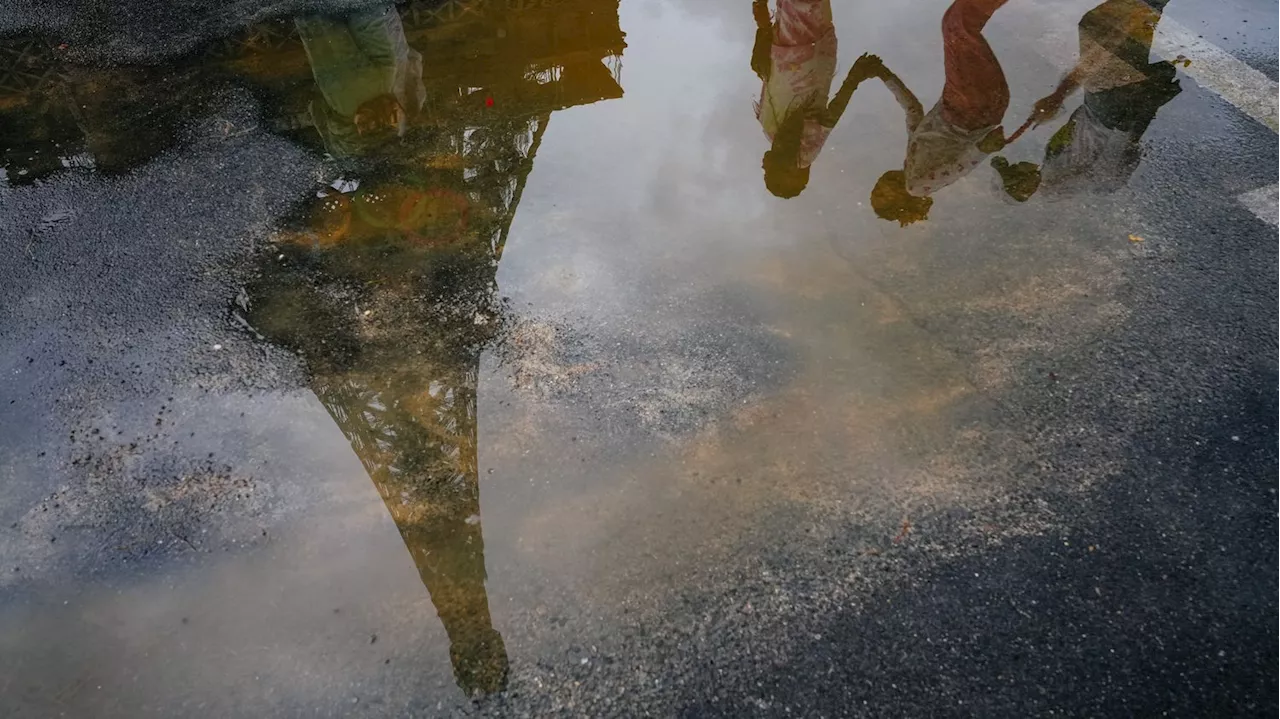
[681, 375, 1277, 718]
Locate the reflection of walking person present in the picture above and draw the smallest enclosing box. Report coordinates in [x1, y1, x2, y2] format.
[752, 0, 881, 198]
[295, 4, 425, 157]
[995, 0, 1180, 199]
[867, 0, 1013, 225]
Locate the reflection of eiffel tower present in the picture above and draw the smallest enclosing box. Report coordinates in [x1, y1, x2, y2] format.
[316, 355, 510, 695]
[0, 0, 623, 695]
[239, 0, 625, 699]
[0, 35, 61, 102]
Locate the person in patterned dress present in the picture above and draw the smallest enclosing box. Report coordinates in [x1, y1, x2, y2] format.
[752, 0, 882, 198]
[867, 0, 1014, 225]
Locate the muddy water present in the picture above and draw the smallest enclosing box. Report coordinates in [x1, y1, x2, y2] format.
[0, 0, 1243, 715]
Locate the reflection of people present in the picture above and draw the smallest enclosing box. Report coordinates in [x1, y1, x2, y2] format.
[867, 0, 1012, 225]
[295, 4, 425, 157]
[994, 0, 1180, 198]
[752, 0, 881, 198]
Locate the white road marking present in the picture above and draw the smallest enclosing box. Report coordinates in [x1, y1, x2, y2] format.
[1237, 184, 1278, 227]
[1151, 20, 1278, 223]
[1017, 0, 1278, 133]
[1013, 0, 1278, 225]
[1153, 19, 1279, 132]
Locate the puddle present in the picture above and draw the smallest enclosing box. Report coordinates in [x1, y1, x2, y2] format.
[0, 0, 1273, 715]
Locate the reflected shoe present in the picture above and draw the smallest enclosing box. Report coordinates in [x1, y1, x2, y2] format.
[991, 156, 1041, 203]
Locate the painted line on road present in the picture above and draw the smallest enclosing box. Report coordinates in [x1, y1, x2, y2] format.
[1018, 1, 1278, 226]
[1237, 184, 1279, 227]
[1022, 1, 1278, 133]
[1149, 21, 1279, 227]
[1146, 22, 1280, 229]
[1153, 19, 1279, 132]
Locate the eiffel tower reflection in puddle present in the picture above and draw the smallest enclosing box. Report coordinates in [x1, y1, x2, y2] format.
[0, 0, 625, 699]
[241, 0, 627, 698]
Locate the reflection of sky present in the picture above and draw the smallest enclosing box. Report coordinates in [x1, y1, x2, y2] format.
[497, 0, 1180, 323]
[1, 391, 467, 714]
[496, 0, 944, 316]
[498, 0, 775, 318]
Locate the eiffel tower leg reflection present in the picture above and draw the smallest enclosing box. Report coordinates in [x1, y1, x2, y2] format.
[313, 348, 508, 697]
[398, 457, 509, 697]
[243, 0, 630, 699]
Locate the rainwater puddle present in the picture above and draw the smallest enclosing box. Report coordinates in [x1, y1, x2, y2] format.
[1, 0, 1274, 715]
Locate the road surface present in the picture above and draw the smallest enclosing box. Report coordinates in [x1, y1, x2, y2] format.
[1, 0, 1276, 716]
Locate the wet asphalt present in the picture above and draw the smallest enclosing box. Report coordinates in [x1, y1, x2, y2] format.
[1, 0, 1277, 717]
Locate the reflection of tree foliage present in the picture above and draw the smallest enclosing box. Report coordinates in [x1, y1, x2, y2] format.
[0, 0, 621, 188]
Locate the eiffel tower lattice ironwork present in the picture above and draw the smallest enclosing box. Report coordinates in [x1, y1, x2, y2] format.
[0, 36, 61, 104]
